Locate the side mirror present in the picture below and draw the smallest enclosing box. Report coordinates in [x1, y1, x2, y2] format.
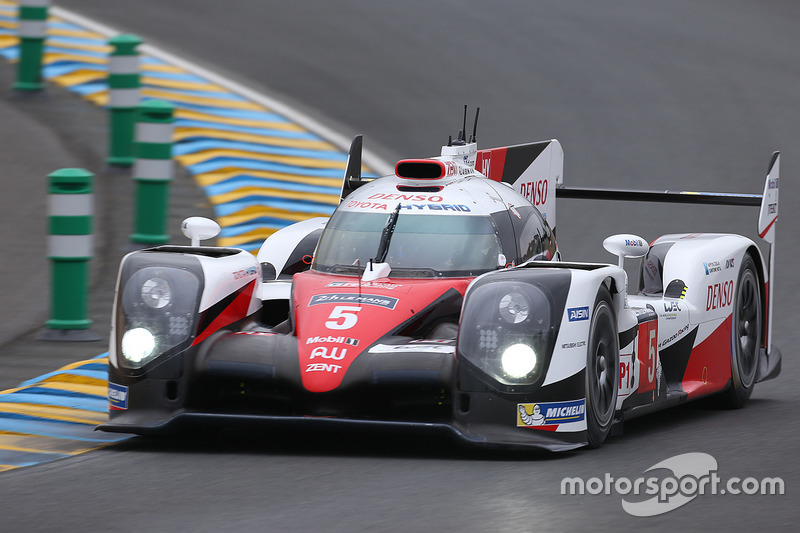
[603, 234, 649, 268]
[181, 217, 220, 246]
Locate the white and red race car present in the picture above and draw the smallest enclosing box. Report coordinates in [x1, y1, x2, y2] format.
[101, 109, 781, 451]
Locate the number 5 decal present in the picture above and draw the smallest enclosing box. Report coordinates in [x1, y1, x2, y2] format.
[637, 320, 658, 393]
[325, 305, 361, 330]
[647, 328, 657, 382]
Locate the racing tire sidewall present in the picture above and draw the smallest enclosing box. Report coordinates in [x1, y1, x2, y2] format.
[585, 286, 618, 448]
[725, 253, 762, 408]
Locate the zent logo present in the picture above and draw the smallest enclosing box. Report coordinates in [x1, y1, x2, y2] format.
[306, 363, 342, 373]
[568, 307, 589, 322]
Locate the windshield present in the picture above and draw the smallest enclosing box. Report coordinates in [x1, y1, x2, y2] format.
[313, 210, 503, 277]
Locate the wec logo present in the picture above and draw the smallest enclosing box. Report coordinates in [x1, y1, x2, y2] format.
[568, 307, 589, 322]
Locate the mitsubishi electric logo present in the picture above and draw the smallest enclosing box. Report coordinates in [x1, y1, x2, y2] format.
[560, 452, 784, 516]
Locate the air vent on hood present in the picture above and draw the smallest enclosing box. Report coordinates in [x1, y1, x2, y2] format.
[395, 159, 447, 180]
[396, 185, 443, 193]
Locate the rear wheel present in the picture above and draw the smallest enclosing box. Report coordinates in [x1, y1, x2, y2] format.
[723, 254, 762, 408]
[585, 286, 619, 448]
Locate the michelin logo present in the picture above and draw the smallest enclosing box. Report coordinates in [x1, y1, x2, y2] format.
[518, 399, 586, 427]
[568, 306, 589, 322]
[108, 382, 129, 410]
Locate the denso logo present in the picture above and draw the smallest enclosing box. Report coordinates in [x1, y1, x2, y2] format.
[520, 179, 548, 206]
[368, 193, 443, 202]
[707, 280, 734, 311]
[568, 307, 589, 322]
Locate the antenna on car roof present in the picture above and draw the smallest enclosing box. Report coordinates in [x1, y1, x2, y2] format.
[450, 105, 469, 146]
[469, 107, 480, 143]
[460, 104, 467, 143]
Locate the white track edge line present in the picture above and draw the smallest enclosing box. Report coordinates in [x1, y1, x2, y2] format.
[51, 6, 394, 176]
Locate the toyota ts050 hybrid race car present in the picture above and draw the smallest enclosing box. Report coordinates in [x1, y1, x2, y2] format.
[100, 109, 781, 451]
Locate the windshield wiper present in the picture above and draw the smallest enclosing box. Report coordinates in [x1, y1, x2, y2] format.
[373, 203, 401, 263]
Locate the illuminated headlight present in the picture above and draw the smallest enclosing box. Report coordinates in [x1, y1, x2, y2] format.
[141, 277, 171, 308]
[498, 292, 530, 324]
[501, 343, 538, 378]
[121, 327, 156, 367]
[117, 261, 202, 370]
[459, 279, 557, 387]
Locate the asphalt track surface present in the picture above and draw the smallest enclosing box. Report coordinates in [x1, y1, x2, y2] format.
[2, 0, 799, 530]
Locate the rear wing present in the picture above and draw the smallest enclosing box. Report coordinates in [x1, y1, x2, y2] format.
[557, 152, 781, 360]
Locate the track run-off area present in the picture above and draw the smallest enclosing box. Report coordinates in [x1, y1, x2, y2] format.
[0, 0, 387, 471]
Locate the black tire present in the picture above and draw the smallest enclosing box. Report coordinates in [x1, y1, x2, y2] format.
[585, 286, 619, 448]
[723, 254, 762, 408]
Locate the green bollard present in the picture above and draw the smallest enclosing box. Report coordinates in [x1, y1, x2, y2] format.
[39, 169, 100, 341]
[106, 34, 142, 167]
[130, 100, 175, 244]
[13, 0, 49, 92]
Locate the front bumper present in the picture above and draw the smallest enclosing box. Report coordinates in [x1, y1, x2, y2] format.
[98, 410, 585, 452]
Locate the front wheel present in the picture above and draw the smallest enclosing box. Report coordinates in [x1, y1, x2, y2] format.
[585, 286, 619, 448]
[722, 254, 762, 408]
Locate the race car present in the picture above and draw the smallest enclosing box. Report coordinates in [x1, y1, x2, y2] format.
[100, 109, 781, 451]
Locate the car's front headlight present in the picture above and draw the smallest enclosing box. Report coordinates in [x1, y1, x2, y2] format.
[118, 263, 202, 369]
[121, 327, 157, 364]
[141, 277, 172, 309]
[501, 343, 538, 378]
[459, 279, 558, 386]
